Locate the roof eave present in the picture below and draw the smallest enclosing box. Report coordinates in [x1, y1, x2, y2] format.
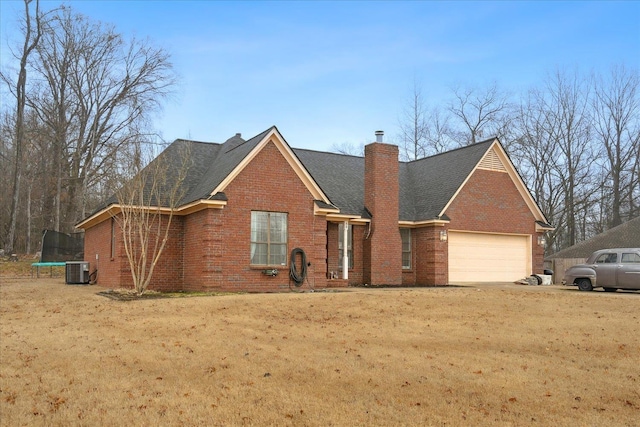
[326, 213, 371, 223]
[535, 220, 555, 232]
[399, 218, 450, 228]
[75, 199, 228, 230]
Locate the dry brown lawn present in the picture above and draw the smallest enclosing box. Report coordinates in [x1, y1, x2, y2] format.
[0, 276, 638, 426]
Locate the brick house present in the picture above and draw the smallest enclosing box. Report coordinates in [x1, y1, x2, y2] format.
[77, 126, 553, 292]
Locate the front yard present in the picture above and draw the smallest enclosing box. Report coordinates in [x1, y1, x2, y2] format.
[0, 277, 638, 426]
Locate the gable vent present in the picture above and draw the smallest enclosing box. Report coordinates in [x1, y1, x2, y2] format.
[478, 148, 507, 172]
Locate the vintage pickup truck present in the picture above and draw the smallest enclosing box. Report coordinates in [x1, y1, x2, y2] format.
[563, 248, 640, 292]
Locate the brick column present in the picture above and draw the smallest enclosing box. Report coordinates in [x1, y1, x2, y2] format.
[364, 142, 402, 285]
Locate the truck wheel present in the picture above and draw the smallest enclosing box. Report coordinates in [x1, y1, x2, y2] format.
[577, 279, 593, 292]
[603, 287, 617, 292]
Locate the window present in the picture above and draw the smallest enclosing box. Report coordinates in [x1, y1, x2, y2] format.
[338, 223, 353, 269]
[596, 253, 617, 264]
[401, 228, 411, 269]
[621, 253, 640, 263]
[251, 211, 288, 266]
[110, 218, 116, 259]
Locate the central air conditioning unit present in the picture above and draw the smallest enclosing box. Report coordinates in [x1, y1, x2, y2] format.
[65, 261, 90, 285]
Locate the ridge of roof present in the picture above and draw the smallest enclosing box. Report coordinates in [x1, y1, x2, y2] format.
[294, 146, 364, 159]
[174, 138, 220, 145]
[402, 137, 496, 165]
[222, 127, 272, 153]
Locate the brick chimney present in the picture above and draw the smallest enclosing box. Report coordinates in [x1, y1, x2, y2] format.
[363, 131, 403, 285]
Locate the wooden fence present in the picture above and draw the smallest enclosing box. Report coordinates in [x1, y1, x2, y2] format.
[546, 258, 587, 284]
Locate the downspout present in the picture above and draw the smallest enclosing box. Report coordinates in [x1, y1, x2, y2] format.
[342, 221, 349, 280]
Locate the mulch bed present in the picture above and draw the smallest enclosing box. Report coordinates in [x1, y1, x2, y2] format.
[96, 289, 234, 301]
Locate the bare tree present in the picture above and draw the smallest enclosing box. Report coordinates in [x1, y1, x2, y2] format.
[0, 112, 15, 249]
[329, 141, 364, 156]
[397, 80, 429, 160]
[397, 81, 453, 161]
[548, 70, 597, 247]
[114, 141, 191, 295]
[512, 89, 566, 254]
[423, 107, 454, 155]
[2, 0, 42, 252]
[629, 138, 640, 218]
[591, 64, 640, 228]
[514, 69, 596, 249]
[0, 3, 176, 253]
[447, 81, 513, 146]
[29, 6, 176, 232]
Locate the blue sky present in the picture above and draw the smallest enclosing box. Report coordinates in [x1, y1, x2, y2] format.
[1, 1, 638, 152]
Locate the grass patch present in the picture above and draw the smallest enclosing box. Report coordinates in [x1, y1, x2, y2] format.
[1, 278, 638, 426]
[0, 257, 65, 279]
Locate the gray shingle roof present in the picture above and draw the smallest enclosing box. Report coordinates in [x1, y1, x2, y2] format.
[179, 128, 271, 205]
[547, 216, 640, 259]
[88, 127, 498, 223]
[294, 149, 365, 217]
[295, 138, 494, 220]
[400, 140, 494, 220]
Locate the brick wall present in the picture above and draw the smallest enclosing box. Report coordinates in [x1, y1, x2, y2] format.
[85, 213, 185, 291]
[413, 226, 448, 285]
[364, 143, 403, 285]
[84, 217, 123, 289]
[183, 209, 224, 291]
[144, 217, 184, 292]
[201, 140, 330, 292]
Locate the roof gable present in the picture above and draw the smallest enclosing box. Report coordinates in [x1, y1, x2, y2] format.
[210, 126, 331, 204]
[437, 139, 550, 225]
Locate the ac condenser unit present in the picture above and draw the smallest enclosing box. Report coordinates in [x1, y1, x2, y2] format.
[65, 261, 90, 285]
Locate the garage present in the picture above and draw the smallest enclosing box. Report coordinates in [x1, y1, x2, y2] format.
[448, 232, 530, 282]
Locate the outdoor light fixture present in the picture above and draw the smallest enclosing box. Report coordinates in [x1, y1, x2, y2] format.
[538, 235, 546, 246]
[440, 229, 448, 242]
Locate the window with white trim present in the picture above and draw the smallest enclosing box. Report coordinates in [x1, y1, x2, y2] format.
[338, 223, 353, 269]
[251, 211, 288, 266]
[401, 228, 411, 269]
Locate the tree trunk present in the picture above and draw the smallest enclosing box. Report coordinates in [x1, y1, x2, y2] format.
[6, 0, 41, 253]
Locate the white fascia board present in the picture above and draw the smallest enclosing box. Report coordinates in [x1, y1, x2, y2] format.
[326, 214, 370, 224]
[75, 199, 227, 230]
[398, 219, 450, 228]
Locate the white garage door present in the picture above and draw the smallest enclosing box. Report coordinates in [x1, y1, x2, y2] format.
[449, 232, 530, 283]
